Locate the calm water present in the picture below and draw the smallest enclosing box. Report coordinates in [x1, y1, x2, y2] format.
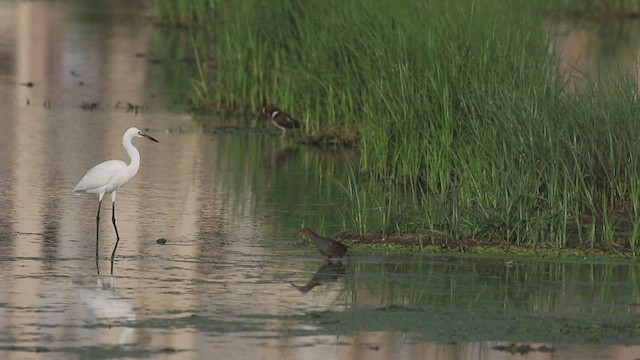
[1, 1, 640, 359]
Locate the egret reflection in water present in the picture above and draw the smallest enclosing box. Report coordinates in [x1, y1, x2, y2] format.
[73, 266, 136, 345]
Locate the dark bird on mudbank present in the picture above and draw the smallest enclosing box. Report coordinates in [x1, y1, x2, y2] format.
[294, 227, 348, 259]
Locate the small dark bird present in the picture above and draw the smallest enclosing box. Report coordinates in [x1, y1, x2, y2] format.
[261, 106, 301, 134]
[294, 227, 348, 259]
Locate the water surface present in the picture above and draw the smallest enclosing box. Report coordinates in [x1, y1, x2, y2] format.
[0, 2, 640, 359]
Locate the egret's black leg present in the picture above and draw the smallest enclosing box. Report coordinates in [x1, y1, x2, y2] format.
[111, 201, 120, 240]
[96, 199, 102, 259]
[110, 257, 115, 275]
[111, 201, 121, 261]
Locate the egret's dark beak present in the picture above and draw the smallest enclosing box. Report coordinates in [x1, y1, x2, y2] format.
[142, 133, 159, 143]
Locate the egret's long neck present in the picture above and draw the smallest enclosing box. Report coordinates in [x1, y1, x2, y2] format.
[124, 138, 141, 173]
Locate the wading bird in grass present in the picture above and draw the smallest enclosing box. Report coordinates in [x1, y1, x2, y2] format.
[73, 127, 158, 262]
[261, 106, 301, 134]
[294, 227, 348, 259]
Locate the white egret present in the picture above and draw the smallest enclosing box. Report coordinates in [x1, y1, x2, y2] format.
[73, 127, 158, 261]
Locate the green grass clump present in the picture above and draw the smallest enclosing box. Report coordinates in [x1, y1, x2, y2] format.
[153, 0, 640, 253]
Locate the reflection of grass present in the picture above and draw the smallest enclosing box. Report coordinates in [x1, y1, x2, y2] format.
[145, 29, 202, 108]
[242, 256, 640, 343]
[153, 0, 217, 26]
[341, 256, 640, 312]
[195, 128, 359, 236]
[292, 257, 639, 342]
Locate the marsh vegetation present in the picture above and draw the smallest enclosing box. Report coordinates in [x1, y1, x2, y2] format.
[154, 0, 640, 254]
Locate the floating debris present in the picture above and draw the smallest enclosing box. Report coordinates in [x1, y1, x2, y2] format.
[80, 102, 98, 111]
[493, 343, 554, 355]
[156, 238, 167, 245]
[125, 102, 145, 115]
[20, 82, 34, 87]
[126, 102, 143, 114]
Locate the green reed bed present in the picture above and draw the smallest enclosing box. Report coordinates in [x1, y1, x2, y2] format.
[154, 0, 640, 252]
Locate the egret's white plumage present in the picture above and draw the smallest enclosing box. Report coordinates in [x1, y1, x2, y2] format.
[74, 127, 158, 262]
[74, 159, 132, 199]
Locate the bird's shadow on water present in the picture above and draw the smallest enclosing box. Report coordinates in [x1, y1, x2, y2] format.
[290, 260, 346, 294]
[262, 147, 299, 170]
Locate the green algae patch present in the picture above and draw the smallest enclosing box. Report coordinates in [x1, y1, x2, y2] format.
[135, 314, 258, 334]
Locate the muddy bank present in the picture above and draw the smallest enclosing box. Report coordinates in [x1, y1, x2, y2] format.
[338, 231, 629, 258]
